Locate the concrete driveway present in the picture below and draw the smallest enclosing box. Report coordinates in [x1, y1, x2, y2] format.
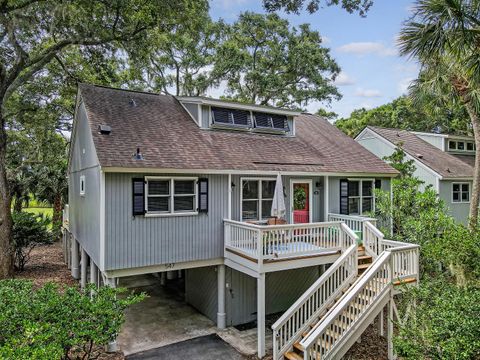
[125, 334, 246, 360]
[117, 275, 218, 356]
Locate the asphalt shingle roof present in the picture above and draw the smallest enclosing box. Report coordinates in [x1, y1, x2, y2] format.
[78, 84, 397, 175]
[367, 126, 473, 178]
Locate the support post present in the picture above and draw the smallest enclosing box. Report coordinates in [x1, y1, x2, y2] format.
[105, 276, 118, 353]
[217, 265, 226, 329]
[71, 239, 80, 279]
[388, 298, 394, 359]
[80, 247, 88, 289]
[378, 305, 385, 337]
[257, 273, 266, 359]
[90, 261, 98, 286]
[160, 272, 166, 286]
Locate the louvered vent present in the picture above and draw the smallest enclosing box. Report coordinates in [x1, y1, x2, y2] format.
[253, 112, 289, 132]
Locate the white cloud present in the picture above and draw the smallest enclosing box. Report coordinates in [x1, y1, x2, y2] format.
[336, 42, 397, 57]
[334, 72, 355, 86]
[321, 35, 332, 44]
[355, 87, 382, 98]
[398, 77, 415, 94]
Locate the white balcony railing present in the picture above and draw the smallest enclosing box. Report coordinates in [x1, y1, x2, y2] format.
[224, 220, 357, 262]
[327, 213, 377, 234]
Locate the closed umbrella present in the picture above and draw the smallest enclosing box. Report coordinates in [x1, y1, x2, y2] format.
[271, 173, 286, 220]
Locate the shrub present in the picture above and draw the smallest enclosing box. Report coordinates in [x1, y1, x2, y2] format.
[395, 279, 480, 360]
[0, 279, 145, 360]
[12, 211, 52, 271]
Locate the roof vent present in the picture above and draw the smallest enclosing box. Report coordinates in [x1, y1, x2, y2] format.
[417, 154, 423, 159]
[98, 124, 111, 135]
[129, 98, 137, 107]
[133, 147, 143, 160]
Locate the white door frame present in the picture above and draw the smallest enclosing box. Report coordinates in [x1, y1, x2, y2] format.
[290, 179, 313, 224]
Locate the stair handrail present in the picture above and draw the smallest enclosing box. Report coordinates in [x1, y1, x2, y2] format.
[300, 251, 393, 360]
[271, 243, 358, 360]
[363, 220, 385, 257]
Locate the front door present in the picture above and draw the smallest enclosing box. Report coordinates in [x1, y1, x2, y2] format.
[290, 180, 312, 224]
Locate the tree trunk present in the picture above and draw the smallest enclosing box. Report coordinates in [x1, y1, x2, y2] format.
[465, 101, 480, 230]
[13, 197, 22, 213]
[52, 194, 63, 242]
[0, 111, 13, 279]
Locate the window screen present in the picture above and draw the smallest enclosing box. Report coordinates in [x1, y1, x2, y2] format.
[253, 112, 289, 131]
[212, 107, 250, 127]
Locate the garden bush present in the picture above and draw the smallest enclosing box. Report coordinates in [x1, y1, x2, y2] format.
[0, 279, 144, 360]
[12, 211, 52, 270]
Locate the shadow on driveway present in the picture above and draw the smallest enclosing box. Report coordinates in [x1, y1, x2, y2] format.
[126, 334, 246, 360]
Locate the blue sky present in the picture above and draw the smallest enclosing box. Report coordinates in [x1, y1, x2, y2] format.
[209, 0, 419, 119]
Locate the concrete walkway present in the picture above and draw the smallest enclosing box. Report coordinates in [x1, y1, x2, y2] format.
[117, 275, 218, 356]
[125, 334, 246, 360]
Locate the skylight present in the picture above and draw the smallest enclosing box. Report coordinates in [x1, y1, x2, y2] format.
[211, 107, 250, 127]
[253, 112, 289, 132]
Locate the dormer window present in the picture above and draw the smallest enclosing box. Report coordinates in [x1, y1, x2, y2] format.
[211, 107, 250, 128]
[253, 112, 289, 132]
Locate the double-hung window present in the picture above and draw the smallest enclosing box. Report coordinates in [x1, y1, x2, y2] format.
[341, 179, 376, 215]
[145, 177, 197, 215]
[452, 183, 470, 203]
[241, 179, 276, 221]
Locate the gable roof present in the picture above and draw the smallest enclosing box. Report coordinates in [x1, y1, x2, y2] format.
[77, 84, 397, 176]
[366, 126, 473, 179]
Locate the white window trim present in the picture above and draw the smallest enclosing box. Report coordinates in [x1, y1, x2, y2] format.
[79, 175, 86, 197]
[452, 182, 470, 203]
[240, 177, 276, 222]
[347, 179, 375, 215]
[144, 176, 198, 217]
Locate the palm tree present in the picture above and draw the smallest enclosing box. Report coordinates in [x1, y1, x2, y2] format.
[398, 0, 480, 230]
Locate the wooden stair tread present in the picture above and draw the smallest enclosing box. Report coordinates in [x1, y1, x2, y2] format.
[358, 255, 373, 261]
[293, 342, 304, 352]
[285, 351, 303, 360]
[358, 263, 370, 270]
[393, 277, 417, 286]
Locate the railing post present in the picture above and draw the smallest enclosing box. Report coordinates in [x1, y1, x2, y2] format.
[257, 229, 263, 269]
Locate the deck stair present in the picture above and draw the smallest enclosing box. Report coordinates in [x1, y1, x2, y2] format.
[272, 221, 420, 360]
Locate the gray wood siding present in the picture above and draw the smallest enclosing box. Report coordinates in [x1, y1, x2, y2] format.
[68, 101, 101, 266]
[104, 173, 228, 270]
[185, 266, 218, 321]
[438, 180, 471, 224]
[231, 175, 324, 222]
[185, 265, 322, 326]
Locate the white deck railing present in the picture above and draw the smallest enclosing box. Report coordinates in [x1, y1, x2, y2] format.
[224, 220, 356, 261]
[300, 224, 420, 360]
[327, 213, 377, 234]
[272, 241, 358, 360]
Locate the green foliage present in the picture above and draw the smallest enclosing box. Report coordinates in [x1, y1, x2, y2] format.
[382, 146, 416, 178]
[213, 12, 340, 109]
[262, 0, 373, 16]
[293, 187, 307, 210]
[12, 212, 51, 271]
[395, 279, 480, 360]
[335, 95, 469, 137]
[0, 279, 145, 360]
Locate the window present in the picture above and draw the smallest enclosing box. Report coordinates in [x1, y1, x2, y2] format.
[452, 183, 470, 203]
[467, 142, 475, 151]
[241, 179, 276, 221]
[79, 175, 85, 196]
[457, 141, 465, 151]
[449, 141, 457, 150]
[211, 107, 250, 127]
[145, 177, 197, 215]
[253, 112, 289, 132]
[340, 179, 376, 215]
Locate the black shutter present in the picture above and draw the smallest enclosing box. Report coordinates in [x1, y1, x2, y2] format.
[198, 178, 208, 213]
[375, 179, 382, 190]
[340, 179, 349, 215]
[132, 178, 145, 216]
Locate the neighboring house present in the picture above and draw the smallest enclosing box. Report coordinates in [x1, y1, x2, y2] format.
[356, 126, 474, 224]
[64, 84, 419, 360]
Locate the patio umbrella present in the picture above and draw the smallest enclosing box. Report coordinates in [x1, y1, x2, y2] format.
[271, 173, 286, 220]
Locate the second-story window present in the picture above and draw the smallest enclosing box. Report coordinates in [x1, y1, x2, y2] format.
[340, 179, 378, 215]
[452, 183, 470, 203]
[145, 177, 197, 215]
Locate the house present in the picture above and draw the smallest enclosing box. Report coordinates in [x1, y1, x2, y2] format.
[64, 84, 419, 360]
[356, 126, 474, 224]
